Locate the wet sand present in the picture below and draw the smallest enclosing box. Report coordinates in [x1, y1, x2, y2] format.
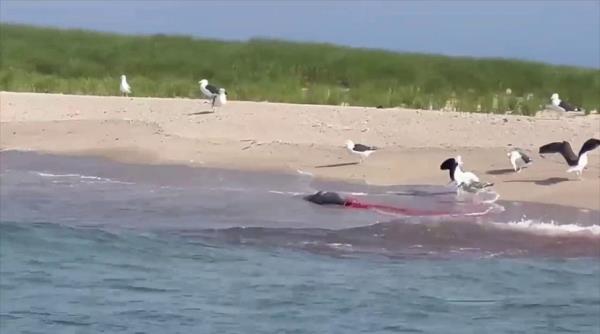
[1, 91, 599, 209]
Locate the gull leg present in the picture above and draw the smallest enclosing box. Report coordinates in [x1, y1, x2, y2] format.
[455, 185, 462, 197]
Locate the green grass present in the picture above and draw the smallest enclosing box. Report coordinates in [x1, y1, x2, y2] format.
[1, 23, 599, 115]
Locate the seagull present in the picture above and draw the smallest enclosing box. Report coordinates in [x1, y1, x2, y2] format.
[440, 156, 493, 193]
[120, 75, 131, 97]
[199, 79, 228, 111]
[550, 93, 582, 112]
[345, 140, 377, 163]
[507, 149, 532, 172]
[538, 138, 600, 177]
[199, 79, 219, 99]
[199, 79, 227, 98]
[211, 88, 227, 112]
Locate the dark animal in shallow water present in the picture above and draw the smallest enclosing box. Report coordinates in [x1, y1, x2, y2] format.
[303, 191, 346, 205]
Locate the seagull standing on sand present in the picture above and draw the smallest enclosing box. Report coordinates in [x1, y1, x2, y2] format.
[440, 156, 493, 193]
[211, 88, 227, 112]
[507, 149, 532, 172]
[345, 140, 377, 163]
[199, 79, 220, 100]
[120, 75, 131, 97]
[551, 93, 581, 112]
[199, 79, 228, 112]
[538, 138, 600, 178]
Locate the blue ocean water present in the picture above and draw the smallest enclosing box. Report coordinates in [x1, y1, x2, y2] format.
[1, 151, 599, 333]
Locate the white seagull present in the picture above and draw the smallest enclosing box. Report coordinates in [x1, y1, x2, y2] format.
[199, 79, 227, 111]
[345, 140, 377, 163]
[120, 75, 131, 97]
[507, 149, 532, 172]
[199, 79, 220, 99]
[440, 155, 493, 193]
[211, 88, 227, 112]
[550, 93, 582, 112]
[538, 138, 600, 178]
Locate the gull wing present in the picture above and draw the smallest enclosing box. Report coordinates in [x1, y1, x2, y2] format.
[539, 141, 578, 166]
[516, 149, 532, 163]
[205, 84, 220, 95]
[353, 143, 377, 152]
[578, 138, 600, 157]
[440, 158, 457, 181]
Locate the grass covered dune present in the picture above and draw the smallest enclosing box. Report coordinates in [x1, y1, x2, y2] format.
[1, 24, 599, 114]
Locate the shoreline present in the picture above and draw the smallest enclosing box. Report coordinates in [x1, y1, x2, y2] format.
[1, 91, 599, 210]
[3, 149, 600, 227]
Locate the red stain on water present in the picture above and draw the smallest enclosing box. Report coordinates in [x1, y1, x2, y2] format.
[344, 198, 454, 216]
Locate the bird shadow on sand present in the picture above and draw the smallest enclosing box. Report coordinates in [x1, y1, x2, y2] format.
[315, 162, 359, 168]
[486, 168, 516, 175]
[504, 177, 571, 186]
[188, 111, 214, 116]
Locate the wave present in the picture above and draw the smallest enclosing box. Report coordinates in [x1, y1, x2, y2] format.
[35, 172, 84, 178]
[165, 214, 600, 258]
[3, 212, 599, 259]
[295, 169, 314, 177]
[31, 171, 134, 185]
[268, 190, 306, 196]
[490, 219, 600, 236]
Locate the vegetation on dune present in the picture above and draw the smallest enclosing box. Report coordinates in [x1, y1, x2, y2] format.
[1, 24, 599, 115]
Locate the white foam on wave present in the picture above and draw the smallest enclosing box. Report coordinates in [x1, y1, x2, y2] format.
[462, 203, 505, 217]
[32, 171, 134, 185]
[80, 175, 105, 180]
[268, 190, 305, 196]
[489, 219, 600, 236]
[35, 172, 81, 178]
[295, 169, 314, 177]
[327, 242, 353, 250]
[80, 180, 134, 185]
[456, 189, 500, 204]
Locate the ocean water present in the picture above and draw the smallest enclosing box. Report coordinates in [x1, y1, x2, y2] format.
[1, 151, 599, 333]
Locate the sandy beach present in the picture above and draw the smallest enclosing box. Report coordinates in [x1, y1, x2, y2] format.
[1, 91, 599, 210]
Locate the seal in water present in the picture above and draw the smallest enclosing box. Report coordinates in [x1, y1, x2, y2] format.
[303, 191, 459, 216]
[303, 191, 347, 205]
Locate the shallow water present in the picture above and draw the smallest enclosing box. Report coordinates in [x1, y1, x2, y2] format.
[1, 151, 599, 333]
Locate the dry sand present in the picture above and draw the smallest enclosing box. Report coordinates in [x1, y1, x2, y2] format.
[1, 91, 599, 210]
